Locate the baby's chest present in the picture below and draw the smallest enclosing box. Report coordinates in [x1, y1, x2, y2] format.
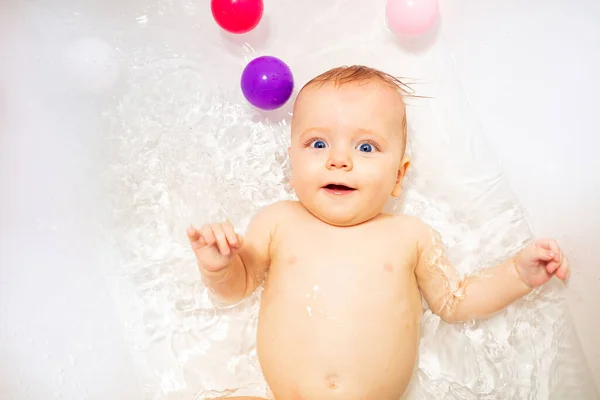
[268, 240, 415, 317]
[272, 229, 416, 288]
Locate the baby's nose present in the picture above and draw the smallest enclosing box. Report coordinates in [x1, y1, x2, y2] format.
[326, 150, 353, 170]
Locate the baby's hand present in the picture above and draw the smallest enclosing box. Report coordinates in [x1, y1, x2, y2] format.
[187, 221, 244, 272]
[514, 238, 570, 288]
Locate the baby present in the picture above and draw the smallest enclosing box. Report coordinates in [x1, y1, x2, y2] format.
[187, 66, 571, 400]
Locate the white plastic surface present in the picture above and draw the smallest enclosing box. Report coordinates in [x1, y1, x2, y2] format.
[439, 1, 600, 389]
[1, 0, 598, 399]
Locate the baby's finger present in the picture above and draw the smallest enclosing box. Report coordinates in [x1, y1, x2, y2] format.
[236, 233, 244, 248]
[187, 225, 200, 242]
[535, 239, 551, 251]
[536, 246, 555, 262]
[223, 220, 239, 248]
[211, 223, 230, 256]
[556, 257, 570, 281]
[545, 260, 560, 274]
[199, 225, 215, 247]
[548, 240, 561, 262]
[188, 225, 207, 248]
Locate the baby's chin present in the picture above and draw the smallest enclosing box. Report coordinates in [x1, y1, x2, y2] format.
[302, 202, 378, 227]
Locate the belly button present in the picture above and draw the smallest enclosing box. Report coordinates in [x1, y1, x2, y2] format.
[326, 374, 339, 390]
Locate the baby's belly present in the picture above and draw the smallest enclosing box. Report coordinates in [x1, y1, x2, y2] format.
[256, 276, 421, 400]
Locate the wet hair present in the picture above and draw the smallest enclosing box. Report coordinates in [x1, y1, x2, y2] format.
[296, 65, 412, 154]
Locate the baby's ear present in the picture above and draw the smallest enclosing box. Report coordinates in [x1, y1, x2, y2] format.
[391, 157, 410, 197]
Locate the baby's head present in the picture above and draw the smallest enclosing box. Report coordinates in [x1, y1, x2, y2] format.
[288, 65, 411, 227]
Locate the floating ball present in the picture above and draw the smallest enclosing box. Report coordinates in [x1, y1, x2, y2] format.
[64, 37, 119, 94]
[211, 0, 264, 34]
[386, 0, 439, 36]
[241, 56, 294, 111]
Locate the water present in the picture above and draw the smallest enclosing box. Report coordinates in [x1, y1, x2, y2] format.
[1, 0, 598, 398]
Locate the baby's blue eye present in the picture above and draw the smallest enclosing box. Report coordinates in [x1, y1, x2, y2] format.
[311, 140, 327, 149]
[358, 143, 374, 153]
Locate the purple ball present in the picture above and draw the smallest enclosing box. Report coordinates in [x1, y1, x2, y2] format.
[241, 56, 294, 111]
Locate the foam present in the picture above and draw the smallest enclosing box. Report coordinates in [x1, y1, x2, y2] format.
[29, 0, 594, 398]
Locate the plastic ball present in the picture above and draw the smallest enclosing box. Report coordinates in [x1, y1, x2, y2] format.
[64, 37, 119, 94]
[211, 0, 264, 34]
[386, 0, 439, 36]
[241, 56, 294, 111]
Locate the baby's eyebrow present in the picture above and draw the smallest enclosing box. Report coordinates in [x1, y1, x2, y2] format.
[302, 127, 329, 135]
[297, 127, 330, 140]
[354, 128, 389, 146]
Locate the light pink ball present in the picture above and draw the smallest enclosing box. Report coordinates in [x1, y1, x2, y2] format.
[386, 0, 439, 36]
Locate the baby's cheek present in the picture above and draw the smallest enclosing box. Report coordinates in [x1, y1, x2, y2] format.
[367, 165, 398, 186]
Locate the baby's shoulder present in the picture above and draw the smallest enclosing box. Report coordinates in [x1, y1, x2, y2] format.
[386, 213, 434, 241]
[251, 200, 300, 225]
[386, 213, 426, 229]
[244, 200, 297, 240]
[258, 199, 299, 215]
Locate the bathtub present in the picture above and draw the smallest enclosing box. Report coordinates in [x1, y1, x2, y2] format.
[1, 0, 598, 398]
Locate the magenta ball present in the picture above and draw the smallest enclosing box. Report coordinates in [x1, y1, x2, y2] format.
[210, 0, 264, 34]
[241, 56, 294, 111]
[386, 0, 439, 36]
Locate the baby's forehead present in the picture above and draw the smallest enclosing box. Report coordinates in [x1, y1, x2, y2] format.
[293, 80, 406, 124]
[299, 78, 405, 101]
[293, 80, 406, 119]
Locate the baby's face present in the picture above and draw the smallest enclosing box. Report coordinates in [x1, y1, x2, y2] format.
[289, 80, 409, 226]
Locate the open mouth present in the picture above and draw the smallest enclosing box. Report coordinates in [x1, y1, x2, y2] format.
[323, 183, 356, 194]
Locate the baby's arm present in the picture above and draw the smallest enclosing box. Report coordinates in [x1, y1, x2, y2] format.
[413, 221, 566, 323]
[189, 202, 281, 305]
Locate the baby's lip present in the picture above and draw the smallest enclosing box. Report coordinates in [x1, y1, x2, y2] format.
[322, 182, 356, 191]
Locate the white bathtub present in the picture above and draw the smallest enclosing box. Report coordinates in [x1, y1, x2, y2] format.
[1, 0, 598, 398]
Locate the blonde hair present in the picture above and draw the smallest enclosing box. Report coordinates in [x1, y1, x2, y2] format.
[297, 65, 412, 153]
